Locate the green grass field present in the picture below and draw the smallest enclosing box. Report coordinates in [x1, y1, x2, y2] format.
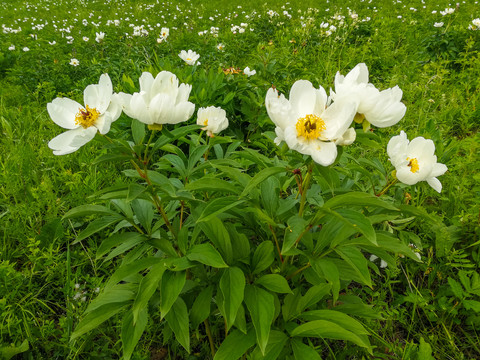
[1, 0, 479, 359]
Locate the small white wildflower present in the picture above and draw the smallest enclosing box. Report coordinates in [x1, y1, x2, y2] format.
[69, 58, 80, 66]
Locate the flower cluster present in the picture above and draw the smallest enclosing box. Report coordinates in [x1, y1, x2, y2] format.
[266, 63, 405, 166]
[265, 63, 447, 192]
[47, 70, 230, 154]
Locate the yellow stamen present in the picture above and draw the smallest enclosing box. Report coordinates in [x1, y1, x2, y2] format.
[75, 105, 100, 129]
[186, 58, 192, 61]
[295, 114, 326, 141]
[203, 119, 209, 126]
[407, 157, 419, 173]
[353, 112, 365, 124]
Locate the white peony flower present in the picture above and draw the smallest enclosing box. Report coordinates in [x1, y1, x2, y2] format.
[387, 131, 448, 193]
[95, 31, 105, 43]
[178, 49, 200, 65]
[69, 58, 80, 66]
[332, 63, 406, 128]
[197, 106, 229, 136]
[266, 80, 356, 166]
[434, 22, 444, 28]
[243, 66, 256, 77]
[47, 74, 122, 155]
[117, 71, 195, 129]
[8, 45, 15, 51]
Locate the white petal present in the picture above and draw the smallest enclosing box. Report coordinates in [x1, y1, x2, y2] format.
[408, 137, 435, 158]
[107, 93, 123, 122]
[430, 162, 448, 177]
[426, 177, 442, 193]
[130, 93, 152, 124]
[149, 93, 174, 124]
[151, 71, 179, 101]
[170, 101, 195, 124]
[83, 74, 113, 114]
[265, 88, 291, 130]
[176, 83, 192, 104]
[309, 140, 338, 166]
[48, 127, 97, 155]
[47, 97, 83, 129]
[289, 80, 316, 117]
[95, 113, 112, 135]
[387, 131, 409, 167]
[139, 72, 155, 93]
[335, 127, 356, 145]
[321, 100, 356, 140]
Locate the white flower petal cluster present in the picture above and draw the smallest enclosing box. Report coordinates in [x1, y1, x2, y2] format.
[332, 63, 406, 128]
[117, 71, 195, 127]
[387, 131, 448, 192]
[243, 66, 256, 77]
[47, 74, 121, 155]
[179, 49, 200, 65]
[197, 106, 229, 136]
[266, 80, 356, 166]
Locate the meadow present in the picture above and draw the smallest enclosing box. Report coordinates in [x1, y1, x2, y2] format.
[0, 0, 479, 359]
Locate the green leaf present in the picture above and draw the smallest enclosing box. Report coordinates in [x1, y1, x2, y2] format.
[105, 257, 163, 290]
[71, 302, 129, 340]
[291, 338, 321, 360]
[240, 167, 286, 198]
[63, 204, 119, 219]
[213, 328, 256, 360]
[0, 340, 29, 360]
[312, 259, 340, 304]
[160, 270, 186, 318]
[249, 330, 288, 360]
[336, 208, 377, 245]
[255, 274, 292, 294]
[165, 297, 190, 353]
[185, 177, 239, 194]
[186, 243, 228, 268]
[282, 215, 309, 254]
[252, 241, 275, 274]
[121, 308, 148, 360]
[131, 199, 154, 234]
[219, 267, 245, 330]
[299, 310, 369, 335]
[152, 124, 202, 152]
[291, 320, 371, 350]
[324, 192, 398, 211]
[131, 119, 146, 145]
[244, 285, 275, 355]
[418, 337, 435, 360]
[448, 277, 464, 298]
[190, 286, 214, 329]
[297, 284, 331, 313]
[222, 91, 236, 105]
[463, 300, 480, 312]
[85, 283, 136, 313]
[196, 196, 245, 223]
[126, 184, 147, 202]
[132, 262, 165, 324]
[97, 232, 145, 260]
[74, 215, 123, 244]
[198, 218, 233, 264]
[335, 246, 372, 287]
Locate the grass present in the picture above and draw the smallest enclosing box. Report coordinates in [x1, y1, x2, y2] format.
[0, 0, 479, 358]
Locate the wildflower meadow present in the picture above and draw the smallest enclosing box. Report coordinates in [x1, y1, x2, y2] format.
[1, 0, 479, 359]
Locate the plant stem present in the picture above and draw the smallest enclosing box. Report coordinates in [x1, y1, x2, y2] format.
[204, 319, 216, 358]
[130, 159, 177, 239]
[298, 161, 314, 216]
[268, 225, 283, 263]
[377, 178, 398, 197]
[286, 262, 311, 280]
[143, 129, 156, 164]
